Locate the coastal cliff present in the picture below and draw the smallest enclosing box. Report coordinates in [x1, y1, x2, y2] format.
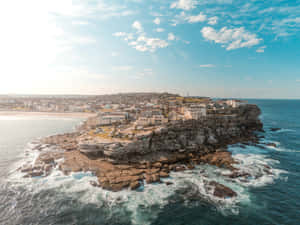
[93, 104, 262, 163]
[20, 94, 266, 197]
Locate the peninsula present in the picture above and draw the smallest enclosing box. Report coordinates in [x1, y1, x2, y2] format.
[19, 93, 265, 198]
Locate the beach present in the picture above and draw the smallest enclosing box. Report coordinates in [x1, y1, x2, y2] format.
[0, 111, 96, 118]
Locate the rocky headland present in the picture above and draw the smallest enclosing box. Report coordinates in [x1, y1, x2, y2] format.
[20, 95, 268, 199]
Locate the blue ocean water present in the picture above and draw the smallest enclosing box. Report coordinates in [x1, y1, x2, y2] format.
[0, 100, 300, 225]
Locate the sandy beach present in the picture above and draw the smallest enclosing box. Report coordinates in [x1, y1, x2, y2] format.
[0, 111, 96, 118]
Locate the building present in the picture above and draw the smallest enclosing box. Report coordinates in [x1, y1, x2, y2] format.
[184, 105, 207, 120]
[168, 111, 184, 121]
[96, 112, 128, 125]
[226, 100, 246, 108]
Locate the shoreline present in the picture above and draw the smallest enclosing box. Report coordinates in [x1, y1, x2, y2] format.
[0, 111, 97, 118]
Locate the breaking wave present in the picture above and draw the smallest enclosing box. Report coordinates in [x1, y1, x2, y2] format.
[3, 140, 287, 225]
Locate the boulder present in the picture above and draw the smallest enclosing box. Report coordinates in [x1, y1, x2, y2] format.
[90, 181, 100, 187]
[21, 165, 33, 173]
[159, 171, 169, 178]
[265, 142, 277, 148]
[270, 128, 281, 132]
[130, 181, 141, 190]
[209, 181, 237, 198]
[27, 171, 44, 177]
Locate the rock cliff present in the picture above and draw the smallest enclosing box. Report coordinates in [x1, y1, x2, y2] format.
[81, 104, 262, 163]
[21, 104, 264, 194]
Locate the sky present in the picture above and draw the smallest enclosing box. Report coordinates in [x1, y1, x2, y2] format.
[0, 0, 300, 98]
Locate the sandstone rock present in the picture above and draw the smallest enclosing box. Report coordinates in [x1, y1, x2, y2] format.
[144, 174, 160, 184]
[109, 182, 130, 192]
[38, 154, 54, 164]
[145, 168, 160, 175]
[90, 181, 100, 187]
[209, 181, 237, 198]
[27, 171, 43, 177]
[207, 135, 218, 144]
[270, 128, 281, 132]
[59, 164, 72, 175]
[44, 164, 52, 172]
[128, 169, 144, 176]
[151, 174, 160, 183]
[34, 102, 263, 192]
[152, 162, 162, 168]
[159, 171, 169, 178]
[187, 164, 195, 170]
[228, 171, 251, 179]
[130, 181, 141, 190]
[145, 174, 152, 184]
[21, 165, 33, 173]
[175, 165, 185, 172]
[265, 142, 277, 148]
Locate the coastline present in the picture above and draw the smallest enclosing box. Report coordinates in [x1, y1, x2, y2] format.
[18, 103, 268, 195]
[0, 111, 97, 118]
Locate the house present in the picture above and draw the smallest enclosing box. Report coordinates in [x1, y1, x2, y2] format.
[226, 99, 246, 108]
[96, 112, 128, 125]
[135, 110, 168, 126]
[168, 111, 184, 121]
[151, 114, 168, 125]
[135, 116, 151, 126]
[184, 105, 207, 120]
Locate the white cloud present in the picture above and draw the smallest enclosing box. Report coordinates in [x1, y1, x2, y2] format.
[123, 33, 134, 41]
[135, 45, 149, 52]
[168, 33, 176, 41]
[186, 13, 207, 23]
[208, 16, 218, 25]
[201, 26, 262, 50]
[114, 31, 169, 52]
[71, 36, 96, 44]
[156, 28, 165, 32]
[72, 21, 89, 25]
[113, 32, 127, 37]
[131, 68, 154, 79]
[199, 64, 215, 68]
[153, 18, 161, 25]
[113, 66, 133, 71]
[111, 52, 120, 57]
[132, 21, 143, 32]
[171, 0, 196, 11]
[142, 37, 168, 51]
[44, 0, 135, 20]
[296, 79, 300, 82]
[256, 46, 266, 53]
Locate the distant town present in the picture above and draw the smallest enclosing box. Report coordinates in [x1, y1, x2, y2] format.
[0, 93, 244, 118]
[0, 93, 246, 142]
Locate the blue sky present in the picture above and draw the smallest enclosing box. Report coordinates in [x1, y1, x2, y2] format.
[0, 0, 300, 98]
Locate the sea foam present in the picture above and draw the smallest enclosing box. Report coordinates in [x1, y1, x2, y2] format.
[6, 141, 288, 225]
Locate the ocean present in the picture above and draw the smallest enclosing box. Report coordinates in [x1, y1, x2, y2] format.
[0, 100, 299, 225]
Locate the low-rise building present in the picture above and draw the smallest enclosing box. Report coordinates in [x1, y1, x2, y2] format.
[184, 105, 207, 120]
[96, 112, 128, 125]
[226, 99, 246, 108]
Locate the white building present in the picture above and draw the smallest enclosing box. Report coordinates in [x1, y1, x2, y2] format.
[96, 112, 128, 125]
[226, 100, 244, 108]
[184, 106, 206, 120]
[135, 114, 168, 126]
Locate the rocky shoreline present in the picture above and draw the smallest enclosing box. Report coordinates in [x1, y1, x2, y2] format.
[19, 104, 272, 199]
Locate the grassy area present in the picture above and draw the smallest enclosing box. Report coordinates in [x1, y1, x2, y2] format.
[88, 126, 114, 139]
[183, 98, 208, 103]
